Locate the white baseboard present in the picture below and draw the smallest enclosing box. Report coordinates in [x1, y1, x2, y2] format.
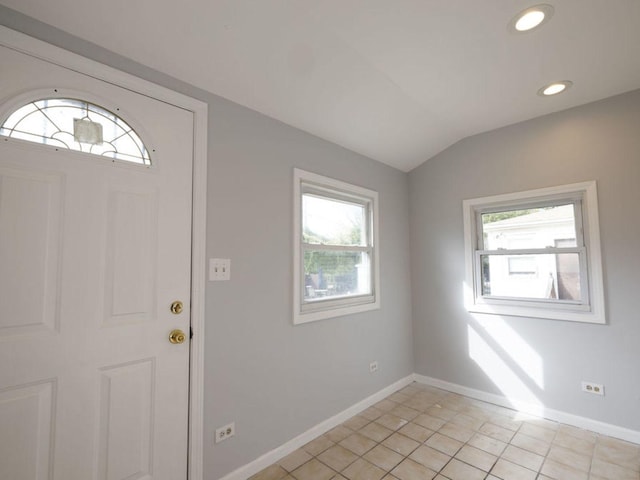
[413, 374, 640, 445]
[219, 375, 414, 480]
[219, 373, 638, 480]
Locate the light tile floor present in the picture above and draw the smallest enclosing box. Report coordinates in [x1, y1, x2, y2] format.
[250, 383, 640, 480]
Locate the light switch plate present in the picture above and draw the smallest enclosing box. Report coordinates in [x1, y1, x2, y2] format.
[209, 258, 231, 281]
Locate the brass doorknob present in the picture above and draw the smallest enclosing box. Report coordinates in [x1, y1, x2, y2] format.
[169, 329, 187, 344]
[170, 301, 183, 314]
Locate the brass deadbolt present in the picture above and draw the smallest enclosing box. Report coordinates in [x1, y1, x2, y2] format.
[170, 301, 183, 314]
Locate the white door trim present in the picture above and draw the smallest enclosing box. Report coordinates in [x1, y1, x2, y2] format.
[0, 25, 208, 480]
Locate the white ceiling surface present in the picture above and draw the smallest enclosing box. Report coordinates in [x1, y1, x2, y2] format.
[4, 1, 640, 171]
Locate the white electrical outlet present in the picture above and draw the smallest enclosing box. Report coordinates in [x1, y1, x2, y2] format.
[209, 258, 231, 281]
[581, 381, 604, 396]
[369, 361, 378, 373]
[215, 422, 235, 443]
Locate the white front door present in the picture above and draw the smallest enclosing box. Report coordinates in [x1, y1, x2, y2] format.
[0, 44, 193, 480]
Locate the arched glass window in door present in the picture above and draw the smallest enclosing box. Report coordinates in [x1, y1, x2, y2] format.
[0, 98, 151, 165]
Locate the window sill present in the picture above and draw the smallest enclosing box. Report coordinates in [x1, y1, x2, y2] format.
[466, 301, 605, 324]
[293, 299, 380, 325]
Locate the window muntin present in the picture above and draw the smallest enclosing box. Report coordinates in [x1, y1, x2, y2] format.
[294, 169, 379, 324]
[463, 182, 606, 323]
[0, 98, 151, 165]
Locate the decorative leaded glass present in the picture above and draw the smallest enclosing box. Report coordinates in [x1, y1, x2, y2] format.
[0, 98, 151, 165]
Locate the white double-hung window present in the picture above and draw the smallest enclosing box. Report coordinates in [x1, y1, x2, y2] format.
[463, 181, 605, 323]
[293, 169, 380, 324]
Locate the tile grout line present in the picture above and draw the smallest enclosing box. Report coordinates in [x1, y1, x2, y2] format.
[255, 383, 638, 480]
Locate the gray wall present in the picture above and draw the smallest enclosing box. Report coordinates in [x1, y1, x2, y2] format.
[204, 91, 413, 478]
[0, 8, 414, 479]
[4, 5, 640, 478]
[409, 89, 640, 432]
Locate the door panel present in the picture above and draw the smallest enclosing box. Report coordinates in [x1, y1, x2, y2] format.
[0, 380, 55, 480]
[104, 188, 157, 325]
[97, 359, 154, 480]
[0, 168, 63, 336]
[0, 44, 193, 480]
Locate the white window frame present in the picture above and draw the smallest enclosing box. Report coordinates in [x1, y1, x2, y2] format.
[293, 168, 380, 324]
[463, 181, 606, 324]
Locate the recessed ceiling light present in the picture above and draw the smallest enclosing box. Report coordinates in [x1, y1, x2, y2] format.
[537, 81, 573, 96]
[509, 4, 555, 33]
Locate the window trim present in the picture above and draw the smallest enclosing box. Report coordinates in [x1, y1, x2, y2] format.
[293, 168, 380, 324]
[463, 181, 606, 324]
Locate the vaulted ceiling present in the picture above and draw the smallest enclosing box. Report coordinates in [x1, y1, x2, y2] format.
[3, 0, 640, 171]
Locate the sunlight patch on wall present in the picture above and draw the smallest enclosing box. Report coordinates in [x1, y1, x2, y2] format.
[467, 324, 544, 416]
[472, 315, 544, 389]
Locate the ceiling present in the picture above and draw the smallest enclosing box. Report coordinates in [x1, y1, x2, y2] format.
[3, 0, 640, 171]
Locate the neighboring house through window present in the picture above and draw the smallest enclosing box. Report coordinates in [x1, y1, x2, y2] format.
[463, 181, 605, 323]
[293, 169, 380, 324]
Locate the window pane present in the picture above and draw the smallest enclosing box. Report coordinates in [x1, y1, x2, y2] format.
[482, 204, 577, 250]
[1, 98, 151, 165]
[304, 250, 371, 301]
[481, 253, 582, 301]
[302, 194, 366, 246]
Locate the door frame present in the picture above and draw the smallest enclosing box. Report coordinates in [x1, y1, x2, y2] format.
[0, 25, 208, 480]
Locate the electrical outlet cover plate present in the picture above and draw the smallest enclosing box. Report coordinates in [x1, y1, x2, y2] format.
[215, 422, 235, 443]
[369, 361, 378, 373]
[581, 381, 604, 396]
